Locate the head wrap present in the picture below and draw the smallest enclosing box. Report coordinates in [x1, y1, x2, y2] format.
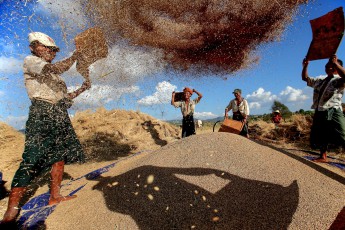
[183, 87, 193, 95]
[233, 89, 242, 94]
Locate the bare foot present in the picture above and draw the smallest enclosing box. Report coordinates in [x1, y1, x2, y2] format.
[312, 157, 328, 163]
[1, 207, 20, 223]
[48, 195, 77, 205]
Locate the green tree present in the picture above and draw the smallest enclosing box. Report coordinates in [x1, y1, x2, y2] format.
[295, 109, 314, 116]
[297, 109, 305, 114]
[271, 100, 292, 119]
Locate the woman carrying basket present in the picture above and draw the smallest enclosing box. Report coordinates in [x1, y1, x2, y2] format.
[224, 89, 250, 138]
[171, 87, 202, 138]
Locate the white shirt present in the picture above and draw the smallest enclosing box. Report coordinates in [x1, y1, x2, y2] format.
[306, 75, 345, 111]
[225, 98, 250, 116]
[173, 98, 200, 117]
[23, 55, 67, 104]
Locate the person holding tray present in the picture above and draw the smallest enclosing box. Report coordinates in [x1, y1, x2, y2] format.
[224, 89, 250, 138]
[302, 54, 345, 163]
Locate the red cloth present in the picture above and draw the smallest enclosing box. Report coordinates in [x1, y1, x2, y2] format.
[272, 114, 282, 124]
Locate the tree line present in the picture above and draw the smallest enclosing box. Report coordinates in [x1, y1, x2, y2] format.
[251, 100, 315, 122]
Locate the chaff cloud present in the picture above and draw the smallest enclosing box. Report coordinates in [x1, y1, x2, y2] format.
[87, 0, 307, 73]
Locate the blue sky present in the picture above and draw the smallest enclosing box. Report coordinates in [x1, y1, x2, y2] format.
[0, 0, 345, 129]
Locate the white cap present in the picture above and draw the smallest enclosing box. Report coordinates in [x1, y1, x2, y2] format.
[275, 110, 280, 113]
[28, 32, 59, 51]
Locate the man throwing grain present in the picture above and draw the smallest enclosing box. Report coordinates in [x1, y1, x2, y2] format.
[1, 32, 90, 224]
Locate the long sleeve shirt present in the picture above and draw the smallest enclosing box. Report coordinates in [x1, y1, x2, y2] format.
[23, 55, 67, 104]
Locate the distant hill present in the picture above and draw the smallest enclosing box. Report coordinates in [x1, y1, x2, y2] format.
[201, 117, 223, 123]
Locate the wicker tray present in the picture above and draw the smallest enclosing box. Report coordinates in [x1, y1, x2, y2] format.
[75, 27, 108, 79]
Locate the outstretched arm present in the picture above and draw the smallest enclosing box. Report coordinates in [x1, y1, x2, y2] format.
[224, 102, 232, 118]
[243, 99, 249, 121]
[42, 50, 80, 75]
[67, 80, 91, 99]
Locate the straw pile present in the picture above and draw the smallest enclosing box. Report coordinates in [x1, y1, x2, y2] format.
[72, 108, 180, 161]
[0, 109, 180, 182]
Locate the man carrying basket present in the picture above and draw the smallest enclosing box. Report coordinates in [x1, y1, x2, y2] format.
[224, 89, 250, 138]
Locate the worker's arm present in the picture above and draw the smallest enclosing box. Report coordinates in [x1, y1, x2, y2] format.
[331, 54, 345, 79]
[171, 91, 176, 105]
[42, 50, 80, 75]
[302, 58, 310, 82]
[193, 89, 202, 102]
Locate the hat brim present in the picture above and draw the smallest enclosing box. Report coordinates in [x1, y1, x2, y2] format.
[31, 41, 60, 52]
[42, 41, 60, 52]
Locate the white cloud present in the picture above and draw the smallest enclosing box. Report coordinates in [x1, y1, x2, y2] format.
[246, 87, 278, 110]
[69, 84, 140, 109]
[249, 102, 261, 109]
[315, 74, 327, 79]
[0, 56, 22, 74]
[279, 86, 308, 102]
[138, 81, 177, 105]
[278, 86, 313, 112]
[246, 88, 277, 102]
[194, 112, 218, 120]
[246, 86, 313, 114]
